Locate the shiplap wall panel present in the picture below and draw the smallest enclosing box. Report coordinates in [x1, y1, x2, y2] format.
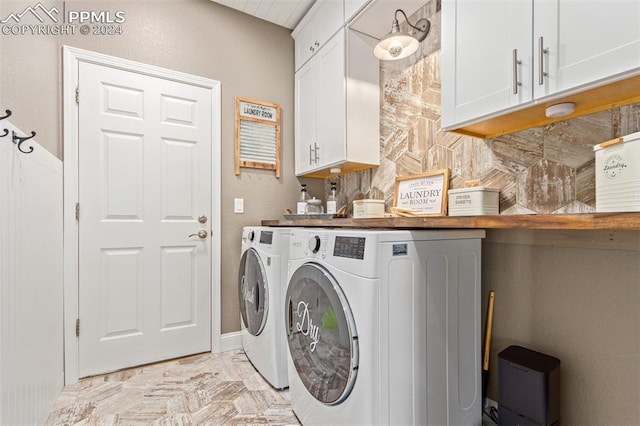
[0, 121, 64, 424]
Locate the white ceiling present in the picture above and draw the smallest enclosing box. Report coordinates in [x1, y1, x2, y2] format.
[210, 0, 316, 30]
[209, 1, 427, 41]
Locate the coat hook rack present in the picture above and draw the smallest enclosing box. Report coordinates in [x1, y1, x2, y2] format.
[12, 130, 36, 154]
[0, 109, 36, 154]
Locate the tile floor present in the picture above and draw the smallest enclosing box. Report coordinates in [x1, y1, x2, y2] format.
[46, 349, 496, 425]
[45, 350, 300, 425]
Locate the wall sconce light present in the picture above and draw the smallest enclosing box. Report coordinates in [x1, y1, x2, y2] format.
[373, 9, 430, 61]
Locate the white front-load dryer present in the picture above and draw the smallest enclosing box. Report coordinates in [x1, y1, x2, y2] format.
[238, 226, 290, 389]
[285, 228, 485, 425]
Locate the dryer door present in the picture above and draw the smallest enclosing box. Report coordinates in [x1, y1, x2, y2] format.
[238, 248, 268, 336]
[286, 262, 358, 405]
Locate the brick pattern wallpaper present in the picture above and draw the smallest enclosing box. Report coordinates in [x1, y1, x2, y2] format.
[330, 1, 640, 215]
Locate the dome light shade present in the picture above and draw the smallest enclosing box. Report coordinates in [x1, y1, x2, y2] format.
[373, 9, 430, 61]
[374, 32, 419, 60]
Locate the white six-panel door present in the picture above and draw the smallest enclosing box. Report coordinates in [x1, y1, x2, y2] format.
[77, 61, 213, 377]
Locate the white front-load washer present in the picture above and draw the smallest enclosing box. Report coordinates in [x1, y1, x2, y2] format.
[238, 226, 290, 389]
[285, 228, 485, 425]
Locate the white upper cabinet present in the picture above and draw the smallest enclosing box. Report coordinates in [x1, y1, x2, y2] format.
[294, 25, 379, 177]
[535, 1, 640, 99]
[293, 0, 344, 72]
[442, 0, 640, 131]
[295, 30, 346, 176]
[441, 0, 532, 128]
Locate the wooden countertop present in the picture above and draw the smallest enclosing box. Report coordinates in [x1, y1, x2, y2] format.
[262, 212, 640, 230]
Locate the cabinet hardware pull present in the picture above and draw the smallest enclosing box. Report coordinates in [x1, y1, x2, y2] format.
[314, 142, 319, 164]
[512, 49, 522, 94]
[309, 144, 314, 165]
[310, 46, 314, 52]
[314, 41, 319, 47]
[538, 36, 549, 85]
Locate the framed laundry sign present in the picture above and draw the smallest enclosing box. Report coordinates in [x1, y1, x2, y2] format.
[235, 97, 281, 177]
[392, 169, 450, 216]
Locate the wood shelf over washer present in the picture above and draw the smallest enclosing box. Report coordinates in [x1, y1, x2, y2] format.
[262, 212, 640, 231]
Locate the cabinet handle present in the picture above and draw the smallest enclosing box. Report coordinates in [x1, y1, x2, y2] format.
[512, 49, 522, 94]
[309, 144, 314, 165]
[314, 143, 319, 164]
[310, 46, 314, 53]
[314, 41, 319, 47]
[538, 36, 549, 85]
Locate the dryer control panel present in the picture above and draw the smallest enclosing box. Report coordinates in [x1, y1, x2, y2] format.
[307, 233, 329, 258]
[308, 235, 321, 253]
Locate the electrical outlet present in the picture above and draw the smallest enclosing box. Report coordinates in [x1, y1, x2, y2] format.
[234, 198, 244, 213]
[483, 397, 499, 424]
[485, 398, 498, 409]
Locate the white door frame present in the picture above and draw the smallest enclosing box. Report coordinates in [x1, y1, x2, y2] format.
[62, 46, 222, 385]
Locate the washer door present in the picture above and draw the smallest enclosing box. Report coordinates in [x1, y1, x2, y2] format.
[286, 262, 358, 405]
[238, 248, 268, 336]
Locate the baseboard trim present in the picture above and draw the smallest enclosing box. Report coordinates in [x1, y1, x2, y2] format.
[218, 331, 243, 352]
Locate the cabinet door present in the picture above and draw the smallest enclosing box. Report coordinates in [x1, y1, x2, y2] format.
[442, 0, 532, 128]
[295, 60, 318, 175]
[535, 0, 640, 98]
[344, 0, 369, 23]
[293, 0, 344, 71]
[532, 0, 558, 98]
[345, 28, 380, 167]
[316, 30, 346, 170]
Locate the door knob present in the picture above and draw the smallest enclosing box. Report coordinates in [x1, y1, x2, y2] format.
[198, 215, 208, 224]
[188, 230, 208, 239]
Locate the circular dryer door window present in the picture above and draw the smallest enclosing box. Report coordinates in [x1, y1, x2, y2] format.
[238, 247, 268, 336]
[286, 263, 358, 405]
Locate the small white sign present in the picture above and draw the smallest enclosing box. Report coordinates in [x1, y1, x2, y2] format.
[239, 101, 277, 122]
[393, 169, 450, 216]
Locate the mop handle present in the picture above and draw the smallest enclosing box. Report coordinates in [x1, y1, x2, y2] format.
[483, 291, 495, 371]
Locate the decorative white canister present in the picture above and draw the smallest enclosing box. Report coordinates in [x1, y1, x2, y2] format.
[594, 132, 640, 212]
[353, 199, 385, 218]
[447, 187, 500, 216]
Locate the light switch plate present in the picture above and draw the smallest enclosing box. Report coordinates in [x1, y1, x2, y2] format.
[234, 198, 244, 213]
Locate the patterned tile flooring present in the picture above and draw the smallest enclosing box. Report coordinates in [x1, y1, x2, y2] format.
[45, 350, 300, 425]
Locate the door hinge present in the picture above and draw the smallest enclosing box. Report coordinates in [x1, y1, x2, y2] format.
[75, 319, 80, 337]
[75, 203, 80, 220]
[75, 86, 80, 104]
